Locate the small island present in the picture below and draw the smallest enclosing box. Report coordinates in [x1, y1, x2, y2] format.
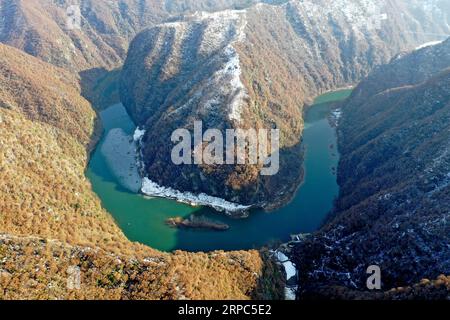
[166, 215, 230, 231]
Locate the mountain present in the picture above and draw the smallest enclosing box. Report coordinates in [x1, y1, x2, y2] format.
[0, 0, 262, 72]
[0, 0, 268, 108]
[120, 0, 450, 211]
[290, 39, 450, 297]
[0, 43, 278, 300]
[1, 0, 450, 300]
[0, 43, 109, 245]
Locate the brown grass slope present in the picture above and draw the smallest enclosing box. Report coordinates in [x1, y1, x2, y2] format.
[0, 234, 272, 300]
[0, 44, 124, 250]
[0, 43, 280, 299]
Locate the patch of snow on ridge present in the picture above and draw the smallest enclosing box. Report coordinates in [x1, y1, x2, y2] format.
[202, 10, 248, 123]
[297, 0, 388, 35]
[159, 9, 248, 123]
[415, 40, 445, 50]
[193, 9, 247, 123]
[141, 178, 251, 214]
[192, 9, 246, 26]
[195, 9, 247, 53]
[218, 45, 247, 123]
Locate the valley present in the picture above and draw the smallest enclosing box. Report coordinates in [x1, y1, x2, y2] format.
[87, 90, 350, 252]
[1, 0, 450, 301]
[0, 42, 278, 300]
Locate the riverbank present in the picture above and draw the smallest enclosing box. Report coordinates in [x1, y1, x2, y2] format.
[141, 178, 252, 217]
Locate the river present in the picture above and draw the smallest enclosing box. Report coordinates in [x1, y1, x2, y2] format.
[86, 89, 352, 252]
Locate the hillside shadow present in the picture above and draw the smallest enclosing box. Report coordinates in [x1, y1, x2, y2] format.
[79, 67, 122, 110]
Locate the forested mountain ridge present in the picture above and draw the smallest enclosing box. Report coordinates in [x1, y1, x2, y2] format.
[120, 0, 450, 210]
[0, 233, 276, 300]
[0, 43, 277, 300]
[0, 0, 263, 72]
[1, 0, 450, 300]
[0, 0, 269, 107]
[291, 39, 450, 298]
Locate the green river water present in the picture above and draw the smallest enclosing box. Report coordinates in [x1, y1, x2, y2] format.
[86, 89, 352, 252]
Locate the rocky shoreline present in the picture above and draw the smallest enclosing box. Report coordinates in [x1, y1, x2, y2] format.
[141, 178, 252, 217]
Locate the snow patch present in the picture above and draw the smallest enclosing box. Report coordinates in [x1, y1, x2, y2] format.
[285, 287, 297, 300]
[276, 251, 297, 280]
[217, 45, 247, 123]
[332, 109, 342, 120]
[158, 9, 248, 123]
[295, 0, 388, 36]
[272, 249, 298, 300]
[133, 127, 146, 142]
[192, 9, 246, 26]
[195, 10, 247, 53]
[141, 177, 251, 214]
[415, 40, 445, 50]
[194, 9, 248, 123]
